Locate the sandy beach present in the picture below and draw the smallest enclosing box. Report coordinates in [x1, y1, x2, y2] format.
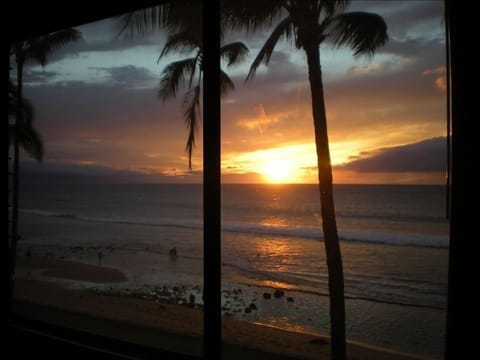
[13, 256, 431, 360]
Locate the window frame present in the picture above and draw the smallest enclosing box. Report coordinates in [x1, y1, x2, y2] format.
[8, 0, 467, 358]
[8, 1, 222, 358]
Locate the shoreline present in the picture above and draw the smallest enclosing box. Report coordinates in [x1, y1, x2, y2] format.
[13, 256, 432, 360]
[16, 256, 127, 283]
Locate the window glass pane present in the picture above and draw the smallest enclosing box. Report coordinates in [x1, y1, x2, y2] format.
[221, 1, 448, 359]
[11, 3, 204, 357]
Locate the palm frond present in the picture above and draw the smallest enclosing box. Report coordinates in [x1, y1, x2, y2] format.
[8, 81, 19, 117]
[26, 29, 82, 66]
[158, 1, 202, 33]
[8, 91, 43, 162]
[159, 31, 201, 60]
[17, 126, 44, 162]
[116, 6, 163, 38]
[328, 12, 388, 56]
[246, 16, 293, 81]
[117, 2, 202, 39]
[15, 98, 35, 127]
[220, 70, 235, 96]
[182, 85, 201, 170]
[222, 0, 284, 33]
[220, 42, 249, 67]
[158, 57, 198, 100]
[189, 53, 201, 89]
[320, 0, 351, 18]
[9, 82, 35, 127]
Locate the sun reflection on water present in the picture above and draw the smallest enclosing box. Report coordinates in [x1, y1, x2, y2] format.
[253, 236, 306, 274]
[259, 216, 289, 228]
[252, 318, 322, 337]
[258, 279, 293, 290]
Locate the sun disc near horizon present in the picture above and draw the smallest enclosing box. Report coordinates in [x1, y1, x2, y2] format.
[261, 160, 297, 183]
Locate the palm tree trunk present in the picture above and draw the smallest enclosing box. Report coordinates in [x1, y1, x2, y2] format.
[10, 56, 24, 299]
[304, 43, 346, 360]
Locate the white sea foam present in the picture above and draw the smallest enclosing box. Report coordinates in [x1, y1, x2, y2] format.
[21, 208, 449, 248]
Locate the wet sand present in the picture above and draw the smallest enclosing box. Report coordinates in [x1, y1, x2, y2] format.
[13, 257, 430, 360]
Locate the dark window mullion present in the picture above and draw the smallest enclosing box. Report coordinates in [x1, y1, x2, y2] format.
[445, 0, 468, 358]
[202, 0, 222, 358]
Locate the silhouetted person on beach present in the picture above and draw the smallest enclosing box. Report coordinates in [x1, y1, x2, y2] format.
[26, 247, 32, 272]
[169, 247, 177, 261]
[98, 251, 103, 266]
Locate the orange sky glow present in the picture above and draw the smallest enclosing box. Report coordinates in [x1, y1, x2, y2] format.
[18, 1, 447, 185]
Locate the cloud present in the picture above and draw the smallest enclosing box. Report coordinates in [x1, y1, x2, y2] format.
[20, 160, 143, 179]
[21, 78, 196, 175]
[423, 66, 446, 92]
[434, 77, 446, 92]
[23, 80, 176, 132]
[88, 65, 157, 88]
[236, 103, 281, 133]
[336, 137, 447, 173]
[347, 64, 382, 76]
[350, 0, 445, 41]
[15, 1, 446, 185]
[37, 18, 165, 64]
[19, 160, 202, 184]
[423, 67, 445, 76]
[23, 69, 60, 85]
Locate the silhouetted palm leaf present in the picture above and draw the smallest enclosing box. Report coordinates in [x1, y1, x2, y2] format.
[10, 29, 80, 163]
[10, 28, 82, 162]
[8, 88, 35, 133]
[15, 124, 44, 162]
[117, 1, 202, 37]
[321, 0, 351, 18]
[222, 0, 284, 32]
[158, 57, 198, 100]
[118, 3, 247, 170]
[220, 69, 235, 95]
[8, 81, 28, 118]
[246, 16, 293, 80]
[8, 85, 42, 161]
[160, 0, 202, 34]
[327, 12, 388, 56]
[159, 31, 201, 59]
[220, 42, 249, 67]
[183, 85, 200, 170]
[23, 29, 82, 66]
[117, 6, 164, 37]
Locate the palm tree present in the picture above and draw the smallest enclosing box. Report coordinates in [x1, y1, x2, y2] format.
[118, 2, 248, 169]
[223, 1, 388, 359]
[8, 28, 82, 297]
[8, 81, 43, 162]
[9, 29, 81, 160]
[158, 30, 248, 169]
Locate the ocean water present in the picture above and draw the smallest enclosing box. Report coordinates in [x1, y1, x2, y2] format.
[17, 183, 449, 358]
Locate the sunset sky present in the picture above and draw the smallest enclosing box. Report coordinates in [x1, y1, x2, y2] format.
[18, 0, 447, 184]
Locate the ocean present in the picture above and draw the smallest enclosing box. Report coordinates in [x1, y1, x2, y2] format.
[17, 183, 449, 359]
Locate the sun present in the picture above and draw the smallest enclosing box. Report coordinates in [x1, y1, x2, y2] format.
[261, 160, 295, 183]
